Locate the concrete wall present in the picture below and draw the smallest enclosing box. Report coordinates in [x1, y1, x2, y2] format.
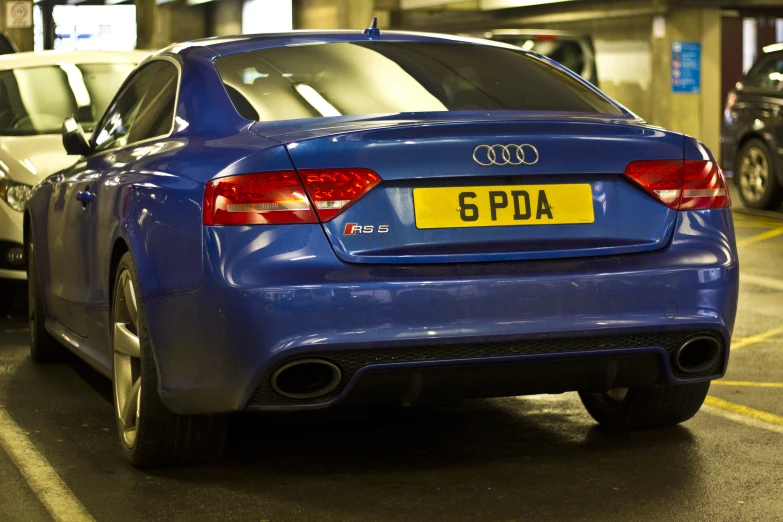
[545, 16, 657, 122]
[158, 1, 208, 44]
[2, 0, 33, 51]
[525, 7, 723, 155]
[650, 8, 722, 156]
[212, 0, 243, 36]
[295, 0, 384, 29]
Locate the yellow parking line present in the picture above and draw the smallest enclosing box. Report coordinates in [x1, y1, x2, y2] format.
[734, 221, 783, 228]
[712, 381, 783, 388]
[736, 228, 783, 247]
[704, 396, 783, 427]
[731, 325, 783, 350]
[742, 273, 783, 291]
[733, 216, 782, 223]
[0, 406, 95, 522]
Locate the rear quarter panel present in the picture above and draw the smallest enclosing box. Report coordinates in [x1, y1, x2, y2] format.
[94, 134, 294, 303]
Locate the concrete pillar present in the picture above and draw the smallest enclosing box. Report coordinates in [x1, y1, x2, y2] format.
[158, 1, 207, 44]
[649, 7, 722, 156]
[136, 0, 167, 50]
[2, 0, 33, 52]
[211, 0, 242, 36]
[296, 0, 379, 30]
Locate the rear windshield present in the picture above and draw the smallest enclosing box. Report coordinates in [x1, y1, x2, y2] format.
[215, 41, 622, 122]
[498, 37, 588, 79]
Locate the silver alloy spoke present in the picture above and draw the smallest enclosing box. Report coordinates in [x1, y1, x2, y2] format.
[120, 378, 141, 429]
[113, 268, 142, 448]
[122, 275, 139, 328]
[740, 147, 769, 202]
[114, 322, 140, 358]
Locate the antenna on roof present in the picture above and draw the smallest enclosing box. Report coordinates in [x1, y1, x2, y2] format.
[363, 16, 381, 38]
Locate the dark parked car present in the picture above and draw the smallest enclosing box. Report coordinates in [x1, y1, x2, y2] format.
[722, 45, 783, 210]
[0, 33, 18, 55]
[471, 30, 599, 86]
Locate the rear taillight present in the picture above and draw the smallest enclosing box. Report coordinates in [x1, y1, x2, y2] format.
[624, 160, 730, 210]
[624, 160, 682, 208]
[203, 171, 317, 225]
[681, 161, 731, 210]
[299, 168, 380, 221]
[203, 168, 381, 225]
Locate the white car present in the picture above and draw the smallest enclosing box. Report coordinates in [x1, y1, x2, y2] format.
[0, 50, 146, 311]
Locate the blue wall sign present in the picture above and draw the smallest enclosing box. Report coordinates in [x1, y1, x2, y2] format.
[671, 41, 701, 94]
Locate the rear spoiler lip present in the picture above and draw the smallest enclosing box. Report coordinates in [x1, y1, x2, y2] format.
[250, 111, 642, 142]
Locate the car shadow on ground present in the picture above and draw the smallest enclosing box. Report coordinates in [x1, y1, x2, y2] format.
[3, 324, 707, 521]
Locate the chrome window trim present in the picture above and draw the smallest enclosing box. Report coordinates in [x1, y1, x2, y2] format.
[89, 54, 182, 156]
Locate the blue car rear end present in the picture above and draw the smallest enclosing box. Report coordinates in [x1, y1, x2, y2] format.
[149, 35, 738, 416]
[26, 31, 739, 466]
[145, 114, 737, 414]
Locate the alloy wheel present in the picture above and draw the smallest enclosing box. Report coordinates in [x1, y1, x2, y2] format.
[113, 270, 142, 448]
[739, 146, 769, 203]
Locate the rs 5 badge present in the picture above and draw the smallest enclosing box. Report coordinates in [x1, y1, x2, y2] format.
[343, 224, 390, 235]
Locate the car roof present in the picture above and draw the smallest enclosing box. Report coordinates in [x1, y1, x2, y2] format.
[482, 29, 592, 39]
[160, 30, 524, 58]
[0, 50, 149, 70]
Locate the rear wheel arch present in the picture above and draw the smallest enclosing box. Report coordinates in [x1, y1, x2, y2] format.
[109, 239, 130, 303]
[23, 211, 31, 262]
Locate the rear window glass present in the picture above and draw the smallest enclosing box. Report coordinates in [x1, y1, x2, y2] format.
[503, 38, 586, 78]
[214, 41, 622, 122]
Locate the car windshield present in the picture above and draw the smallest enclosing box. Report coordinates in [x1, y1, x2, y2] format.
[215, 41, 621, 123]
[0, 62, 135, 136]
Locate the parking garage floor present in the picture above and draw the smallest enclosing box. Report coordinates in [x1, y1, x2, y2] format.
[0, 210, 782, 522]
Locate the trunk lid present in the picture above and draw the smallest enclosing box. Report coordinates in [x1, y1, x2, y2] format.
[252, 115, 683, 264]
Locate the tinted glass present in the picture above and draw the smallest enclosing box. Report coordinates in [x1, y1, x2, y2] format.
[215, 42, 621, 122]
[506, 38, 586, 78]
[127, 62, 178, 143]
[0, 62, 135, 136]
[93, 62, 160, 152]
[745, 57, 783, 91]
[0, 35, 16, 55]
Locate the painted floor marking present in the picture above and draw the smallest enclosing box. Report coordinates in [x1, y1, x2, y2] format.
[703, 396, 783, 434]
[741, 273, 783, 292]
[731, 325, 783, 351]
[712, 380, 783, 388]
[732, 215, 783, 225]
[0, 406, 94, 522]
[732, 222, 783, 229]
[736, 227, 783, 247]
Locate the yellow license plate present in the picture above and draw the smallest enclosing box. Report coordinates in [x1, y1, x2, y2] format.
[413, 184, 594, 229]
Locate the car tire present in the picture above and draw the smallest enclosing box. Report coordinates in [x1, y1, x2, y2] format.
[27, 239, 67, 363]
[0, 280, 14, 316]
[112, 252, 227, 467]
[578, 382, 710, 429]
[736, 138, 783, 210]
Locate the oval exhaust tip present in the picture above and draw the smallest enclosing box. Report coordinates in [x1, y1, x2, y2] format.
[270, 359, 342, 400]
[675, 336, 722, 374]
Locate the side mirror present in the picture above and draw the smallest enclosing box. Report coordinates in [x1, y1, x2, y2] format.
[62, 116, 91, 156]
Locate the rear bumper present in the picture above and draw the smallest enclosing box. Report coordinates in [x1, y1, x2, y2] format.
[143, 209, 738, 415]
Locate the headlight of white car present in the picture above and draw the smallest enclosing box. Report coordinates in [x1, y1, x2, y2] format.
[0, 176, 33, 212]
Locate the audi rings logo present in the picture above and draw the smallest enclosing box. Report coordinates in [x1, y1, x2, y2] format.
[472, 144, 539, 167]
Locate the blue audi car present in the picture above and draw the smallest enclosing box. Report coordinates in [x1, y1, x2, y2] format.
[24, 29, 738, 467]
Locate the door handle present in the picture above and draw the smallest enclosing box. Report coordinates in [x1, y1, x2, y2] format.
[75, 191, 96, 203]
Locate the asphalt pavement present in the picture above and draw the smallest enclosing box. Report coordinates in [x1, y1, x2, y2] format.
[1, 209, 782, 522]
